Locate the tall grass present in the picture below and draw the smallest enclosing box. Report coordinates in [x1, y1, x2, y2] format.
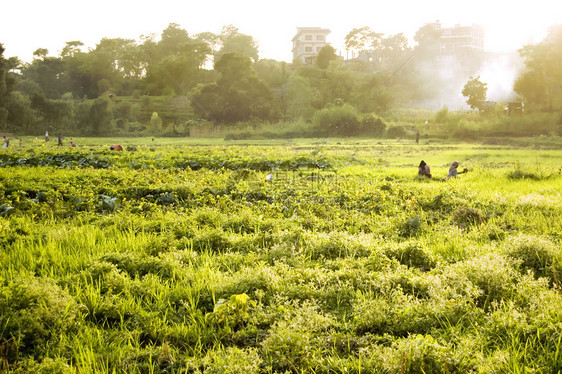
[1, 142, 562, 372]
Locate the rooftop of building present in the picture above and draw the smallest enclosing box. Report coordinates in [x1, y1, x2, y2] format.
[292, 27, 331, 41]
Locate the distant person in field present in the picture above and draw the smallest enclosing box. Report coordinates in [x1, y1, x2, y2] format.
[110, 144, 123, 151]
[58, 134, 63, 146]
[2, 136, 9, 149]
[418, 160, 431, 178]
[447, 161, 468, 179]
[45, 131, 49, 142]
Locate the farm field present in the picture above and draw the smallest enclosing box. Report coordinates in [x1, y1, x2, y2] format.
[1, 140, 562, 373]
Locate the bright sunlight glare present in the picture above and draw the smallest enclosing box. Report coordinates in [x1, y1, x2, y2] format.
[2, 0, 561, 62]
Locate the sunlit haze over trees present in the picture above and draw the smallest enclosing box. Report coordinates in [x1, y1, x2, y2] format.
[0, 19, 561, 140]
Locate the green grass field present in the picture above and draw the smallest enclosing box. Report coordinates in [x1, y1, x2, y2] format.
[1, 139, 561, 373]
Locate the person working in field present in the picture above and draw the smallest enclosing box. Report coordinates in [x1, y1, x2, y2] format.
[418, 160, 431, 178]
[447, 161, 468, 179]
[110, 144, 123, 151]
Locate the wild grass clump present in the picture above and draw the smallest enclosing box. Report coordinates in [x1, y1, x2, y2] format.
[451, 206, 485, 229]
[201, 347, 262, 374]
[503, 234, 560, 281]
[506, 163, 560, 180]
[448, 254, 519, 309]
[0, 276, 81, 361]
[384, 241, 436, 271]
[304, 231, 373, 260]
[100, 252, 182, 279]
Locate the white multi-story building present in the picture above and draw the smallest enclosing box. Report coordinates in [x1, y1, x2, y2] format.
[292, 27, 331, 64]
[419, 20, 485, 78]
[427, 21, 484, 62]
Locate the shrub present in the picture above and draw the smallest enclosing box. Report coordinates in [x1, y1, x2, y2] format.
[493, 112, 559, 137]
[434, 106, 449, 123]
[359, 114, 387, 137]
[386, 125, 407, 139]
[206, 293, 256, 331]
[312, 104, 360, 136]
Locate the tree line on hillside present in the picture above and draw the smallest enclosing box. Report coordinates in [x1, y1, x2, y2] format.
[0, 23, 561, 138]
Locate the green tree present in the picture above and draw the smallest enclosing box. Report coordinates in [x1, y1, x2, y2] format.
[514, 24, 562, 110]
[1, 44, 31, 132]
[195, 32, 221, 58]
[215, 26, 259, 62]
[158, 23, 191, 56]
[0, 43, 10, 107]
[414, 23, 441, 59]
[0, 107, 7, 132]
[315, 45, 337, 69]
[97, 79, 110, 94]
[30, 93, 74, 132]
[0, 43, 18, 105]
[351, 72, 392, 113]
[93, 38, 144, 94]
[148, 111, 162, 134]
[462, 76, 487, 110]
[344, 27, 383, 53]
[192, 53, 276, 124]
[5, 92, 37, 133]
[253, 59, 289, 89]
[21, 55, 68, 99]
[145, 52, 208, 95]
[143, 24, 211, 95]
[33, 48, 49, 59]
[88, 96, 113, 135]
[285, 75, 313, 120]
[380, 33, 411, 70]
[323, 68, 356, 105]
[60, 41, 84, 58]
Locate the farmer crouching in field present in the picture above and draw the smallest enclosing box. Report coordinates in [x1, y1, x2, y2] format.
[110, 144, 123, 151]
[447, 161, 468, 179]
[418, 160, 432, 178]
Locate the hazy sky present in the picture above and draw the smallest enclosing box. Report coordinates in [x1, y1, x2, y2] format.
[2, 0, 561, 62]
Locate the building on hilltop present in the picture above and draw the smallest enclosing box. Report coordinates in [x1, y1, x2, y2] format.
[428, 20, 485, 72]
[292, 27, 331, 65]
[433, 21, 484, 54]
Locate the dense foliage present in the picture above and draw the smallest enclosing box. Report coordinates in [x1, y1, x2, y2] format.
[0, 21, 561, 140]
[1, 141, 561, 372]
[515, 24, 562, 111]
